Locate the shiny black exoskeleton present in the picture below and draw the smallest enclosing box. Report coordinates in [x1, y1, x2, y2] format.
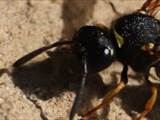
[115, 13, 160, 46]
[73, 26, 115, 72]
[114, 12, 160, 73]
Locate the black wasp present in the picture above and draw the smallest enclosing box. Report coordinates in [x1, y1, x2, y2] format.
[4, 0, 160, 120]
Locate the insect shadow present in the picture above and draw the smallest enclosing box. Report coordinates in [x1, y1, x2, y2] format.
[10, 46, 112, 116]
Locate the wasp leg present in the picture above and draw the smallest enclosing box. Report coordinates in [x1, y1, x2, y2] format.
[138, 0, 160, 16]
[137, 84, 158, 120]
[81, 65, 128, 120]
[69, 56, 88, 120]
[13, 40, 73, 67]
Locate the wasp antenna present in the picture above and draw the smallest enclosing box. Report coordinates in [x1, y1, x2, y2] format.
[69, 56, 88, 120]
[138, 0, 160, 16]
[13, 40, 74, 67]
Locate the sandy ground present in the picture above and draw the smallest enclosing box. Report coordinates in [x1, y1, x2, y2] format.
[0, 0, 160, 120]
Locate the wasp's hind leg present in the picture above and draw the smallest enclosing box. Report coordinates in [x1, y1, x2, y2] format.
[138, 0, 160, 16]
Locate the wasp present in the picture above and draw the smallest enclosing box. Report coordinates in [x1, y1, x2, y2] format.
[2, 0, 160, 120]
